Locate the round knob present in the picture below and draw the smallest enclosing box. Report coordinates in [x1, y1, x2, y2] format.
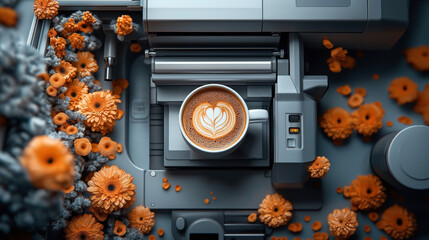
[176, 217, 185, 231]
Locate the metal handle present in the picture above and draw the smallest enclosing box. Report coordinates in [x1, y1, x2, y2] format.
[249, 109, 269, 123]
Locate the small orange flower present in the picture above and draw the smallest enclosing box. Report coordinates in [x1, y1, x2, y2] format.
[372, 74, 380, 80]
[386, 121, 393, 127]
[128, 206, 155, 234]
[319, 107, 353, 142]
[59, 122, 69, 132]
[175, 185, 181, 192]
[340, 56, 356, 70]
[348, 94, 364, 109]
[414, 84, 429, 114]
[62, 18, 79, 36]
[312, 220, 322, 231]
[33, 0, 59, 19]
[364, 224, 371, 233]
[388, 77, 418, 105]
[117, 143, 123, 153]
[327, 208, 358, 240]
[97, 137, 118, 156]
[117, 109, 124, 120]
[54, 60, 77, 83]
[114, 220, 126, 236]
[368, 212, 379, 222]
[20, 136, 75, 191]
[352, 102, 385, 137]
[308, 156, 330, 178]
[148, 235, 157, 240]
[66, 125, 78, 135]
[78, 21, 93, 33]
[64, 78, 89, 111]
[46, 86, 57, 97]
[68, 33, 84, 49]
[47, 28, 57, 38]
[73, 51, 99, 78]
[49, 73, 66, 88]
[377, 205, 417, 240]
[64, 214, 104, 240]
[258, 193, 293, 228]
[336, 84, 352, 96]
[162, 182, 171, 190]
[404, 46, 429, 71]
[355, 87, 367, 97]
[331, 47, 348, 61]
[347, 174, 386, 211]
[0, 7, 17, 27]
[89, 206, 108, 222]
[313, 232, 329, 240]
[116, 15, 133, 36]
[328, 60, 342, 73]
[398, 116, 413, 125]
[82, 11, 97, 24]
[288, 222, 303, 233]
[304, 216, 311, 222]
[248, 213, 257, 223]
[50, 37, 66, 58]
[74, 138, 92, 156]
[53, 112, 68, 125]
[130, 43, 142, 53]
[336, 187, 343, 194]
[37, 72, 50, 83]
[157, 228, 165, 237]
[323, 38, 333, 49]
[63, 185, 75, 194]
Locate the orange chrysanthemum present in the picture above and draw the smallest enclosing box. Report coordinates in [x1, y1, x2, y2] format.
[377, 205, 417, 240]
[62, 18, 79, 36]
[87, 165, 136, 213]
[33, 0, 59, 19]
[128, 206, 155, 234]
[77, 91, 121, 135]
[82, 11, 97, 24]
[116, 15, 133, 36]
[346, 174, 386, 211]
[49, 73, 66, 88]
[327, 208, 358, 240]
[388, 77, 418, 105]
[414, 84, 429, 114]
[403, 46, 429, 71]
[130, 43, 142, 53]
[64, 214, 104, 240]
[73, 52, 99, 77]
[336, 84, 352, 96]
[78, 21, 93, 33]
[0, 7, 18, 27]
[46, 86, 57, 97]
[50, 37, 66, 58]
[352, 102, 385, 137]
[47, 28, 57, 38]
[74, 138, 92, 156]
[64, 78, 89, 111]
[53, 112, 69, 125]
[308, 156, 330, 178]
[97, 137, 118, 156]
[319, 107, 354, 142]
[348, 94, 364, 109]
[258, 193, 293, 228]
[20, 136, 75, 191]
[114, 220, 126, 236]
[66, 125, 78, 135]
[68, 33, 84, 49]
[54, 60, 77, 83]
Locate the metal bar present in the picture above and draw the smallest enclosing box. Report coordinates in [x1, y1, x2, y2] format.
[58, 0, 142, 10]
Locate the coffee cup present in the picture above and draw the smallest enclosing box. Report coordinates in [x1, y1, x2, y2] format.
[179, 84, 269, 158]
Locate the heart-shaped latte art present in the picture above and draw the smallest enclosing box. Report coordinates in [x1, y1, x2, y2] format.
[192, 101, 236, 139]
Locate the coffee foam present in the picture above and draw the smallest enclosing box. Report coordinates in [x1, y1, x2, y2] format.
[182, 87, 246, 150]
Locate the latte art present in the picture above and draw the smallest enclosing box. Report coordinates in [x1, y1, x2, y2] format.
[192, 102, 236, 139]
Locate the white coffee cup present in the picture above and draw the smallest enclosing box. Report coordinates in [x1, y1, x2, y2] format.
[179, 84, 269, 158]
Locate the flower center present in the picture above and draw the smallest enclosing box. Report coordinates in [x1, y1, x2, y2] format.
[81, 24, 87, 29]
[108, 184, 115, 191]
[60, 67, 66, 74]
[273, 206, 279, 212]
[337, 118, 342, 124]
[47, 157, 54, 164]
[365, 114, 370, 120]
[396, 218, 403, 226]
[423, 52, 428, 57]
[79, 233, 87, 240]
[81, 63, 86, 69]
[71, 92, 77, 98]
[403, 85, 408, 91]
[94, 102, 101, 108]
[366, 188, 372, 194]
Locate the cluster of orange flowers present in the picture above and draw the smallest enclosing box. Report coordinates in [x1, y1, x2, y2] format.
[33, 0, 59, 20]
[323, 39, 356, 73]
[116, 15, 134, 36]
[343, 174, 387, 211]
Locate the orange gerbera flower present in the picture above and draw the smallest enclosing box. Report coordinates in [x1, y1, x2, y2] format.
[82, 11, 97, 24]
[347, 174, 386, 211]
[327, 208, 358, 240]
[62, 18, 79, 36]
[20, 136, 75, 191]
[87, 165, 136, 213]
[46, 86, 57, 97]
[0, 7, 17, 27]
[114, 220, 126, 236]
[49, 73, 66, 88]
[258, 193, 293, 228]
[53, 112, 69, 125]
[50, 37, 66, 58]
[414, 84, 429, 114]
[128, 206, 155, 234]
[68, 33, 84, 49]
[73, 52, 99, 77]
[74, 138, 92, 156]
[308, 156, 330, 178]
[54, 60, 77, 83]
[336, 84, 352, 96]
[33, 0, 59, 19]
[77, 91, 121, 135]
[130, 43, 142, 53]
[64, 78, 89, 111]
[352, 102, 385, 137]
[348, 93, 364, 109]
[77, 21, 93, 33]
[116, 15, 133, 36]
[319, 107, 353, 142]
[388, 77, 418, 105]
[377, 205, 417, 240]
[404, 46, 429, 71]
[97, 137, 118, 156]
[64, 214, 104, 240]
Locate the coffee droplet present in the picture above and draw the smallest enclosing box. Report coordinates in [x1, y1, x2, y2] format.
[192, 101, 236, 139]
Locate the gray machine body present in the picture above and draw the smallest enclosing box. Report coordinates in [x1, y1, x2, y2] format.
[23, 0, 409, 239]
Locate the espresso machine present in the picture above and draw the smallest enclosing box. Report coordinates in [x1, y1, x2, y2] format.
[26, 0, 409, 239]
